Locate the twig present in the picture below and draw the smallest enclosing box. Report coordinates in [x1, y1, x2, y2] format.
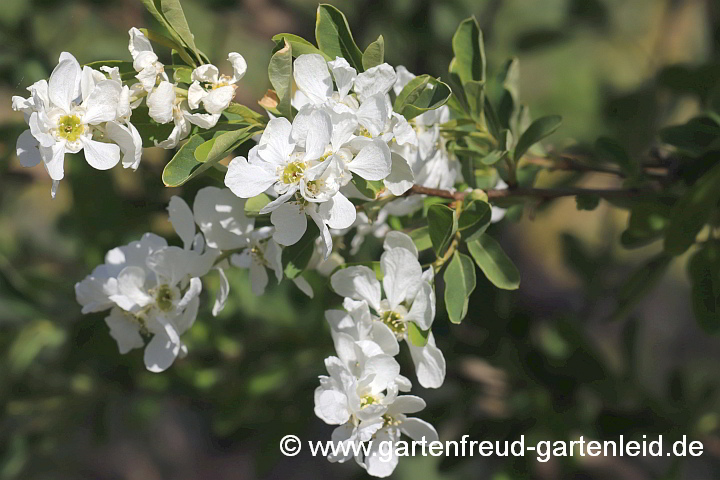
[404, 184, 653, 202]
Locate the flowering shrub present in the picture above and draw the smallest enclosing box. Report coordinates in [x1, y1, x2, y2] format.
[9, 1, 720, 477]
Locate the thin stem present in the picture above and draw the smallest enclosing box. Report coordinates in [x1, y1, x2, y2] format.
[404, 184, 653, 202]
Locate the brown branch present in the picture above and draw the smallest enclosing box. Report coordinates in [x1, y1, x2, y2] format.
[404, 184, 652, 202]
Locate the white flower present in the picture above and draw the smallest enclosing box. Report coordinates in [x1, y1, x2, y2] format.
[74, 232, 213, 372]
[192, 186, 255, 251]
[491, 179, 508, 223]
[224, 116, 356, 257]
[329, 232, 445, 388]
[146, 81, 219, 148]
[11, 52, 138, 197]
[230, 227, 283, 296]
[188, 53, 246, 114]
[314, 340, 404, 428]
[128, 27, 167, 93]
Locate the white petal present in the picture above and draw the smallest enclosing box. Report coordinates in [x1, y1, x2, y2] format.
[271, 203, 307, 246]
[128, 27, 154, 59]
[393, 65, 416, 94]
[81, 138, 121, 171]
[293, 54, 333, 104]
[250, 261, 269, 296]
[383, 231, 418, 258]
[16, 129, 41, 167]
[40, 141, 66, 181]
[147, 81, 176, 124]
[202, 85, 235, 114]
[381, 248, 422, 309]
[388, 395, 426, 415]
[318, 192, 356, 230]
[105, 308, 144, 354]
[105, 121, 143, 170]
[349, 138, 391, 181]
[258, 117, 295, 164]
[187, 81, 207, 110]
[225, 156, 277, 198]
[408, 333, 446, 389]
[354, 63, 397, 103]
[330, 266, 381, 311]
[191, 64, 219, 83]
[363, 429, 399, 478]
[168, 196, 195, 249]
[228, 52, 247, 82]
[404, 282, 435, 330]
[356, 93, 388, 137]
[314, 388, 350, 425]
[82, 80, 122, 124]
[328, 57, 357, 97]
[212, 267, 230, 316]
[48, 52, 81, 112]
[370, 322, 400, 356]
[144, 329, 182, 373]
[292, 276, 314, 298]
[400, 418, 438, 442]
[384, 152, 414, 195]
[304, 110, 332, 161]
[185, 111, 221, 129]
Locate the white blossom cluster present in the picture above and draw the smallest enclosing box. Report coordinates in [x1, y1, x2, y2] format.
[314, 231, 443, 476]
[224, 54, 419, 258]
[11, 28, 247, 196]
[13, 33, 479, 478]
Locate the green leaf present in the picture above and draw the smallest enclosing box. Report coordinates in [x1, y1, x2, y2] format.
[269, 39, 293, 119]
[362, 35, 384, 70]
[451, 17, 485, 85]
[620, 198, 672, 249]
[659, 116, 720, 157]
[575, 195, 600, 211]
[612, 254, 672, 321]
[427, 204, 457, 257]
[160, 0, 201, 61]
[407, 321, 430, 347]
[481, 150, 504, 166]
[173, 65, 192, 84]
[224, 103, 267, 125]
[687, 243, 720, 333]
[467, 234, 520, 290]
[458, 200, 492, 241]
[409, 226, 432, 252]
[244, 193, 271, 217]
[351, 174, 385, 199]
[282, 222, 320, 278]
[595, 137, 638, 177]
[664, 161, 720, 255]
[483, 96, 503, 141]
[140, 28, 196, 67]
[451, 17, 485, 120]
[162, 127, 256, 187]
[129, 106, 174, 148]
[513, 115, 562, 161]
[443, 252, 476, 324]
[271, 33, 331, 59]
[393, 75, 452, 120]
[315, 4, 364, 71]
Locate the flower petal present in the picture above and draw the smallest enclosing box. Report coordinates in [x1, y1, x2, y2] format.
[271, 202, 307, 246]
[353, 63, 397, 103]
[293, 54, 333, 104]
[228, 52, 247, 82]
[168, 196, 195, 249]
[81, 137, 121, 171]
[408, 333, 446, 389]
[16, 129, 42, 167]
[225, 156, 277, 198]
[381, 248, 422, 309]
[384, 152, 414, 195]
[82, 80, 122, 124]
[328, 57, 357, 97]
[349, 138, 391, 181]
[105, 308, 144, 354]
[400, 417, 438, 442]
[146, 81, 176, 124]
[330, 266, 381, 311]
[48, 52, 81, 112]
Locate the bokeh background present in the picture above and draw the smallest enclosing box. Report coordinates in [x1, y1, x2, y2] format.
[1, 0, 720, 478]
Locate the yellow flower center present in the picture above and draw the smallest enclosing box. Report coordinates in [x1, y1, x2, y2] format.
[356, 127, 373, 138]
[56, 115, 85, 142]
[381, 310, 406, 337]
[154, 284, 176, 312]
[282, 161, 307, 184]
[360, 394, 380, 408]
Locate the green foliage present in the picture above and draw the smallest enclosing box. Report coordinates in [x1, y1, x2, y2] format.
[315, 4, 364, 72]
[449, 17, 485, 121]
[393, 75, 452, 120]
[513, 115, 562, 161]
[443, 251, 476, 323]
[467, 234, 520, 290]
[268, 40, 293, 119]
[362, 35, 384, 70]
[427, 204, 457, 257]
[687, 242, 720, 333]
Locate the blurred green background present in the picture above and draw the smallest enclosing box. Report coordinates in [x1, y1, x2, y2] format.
[1, 0, 720, 478]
